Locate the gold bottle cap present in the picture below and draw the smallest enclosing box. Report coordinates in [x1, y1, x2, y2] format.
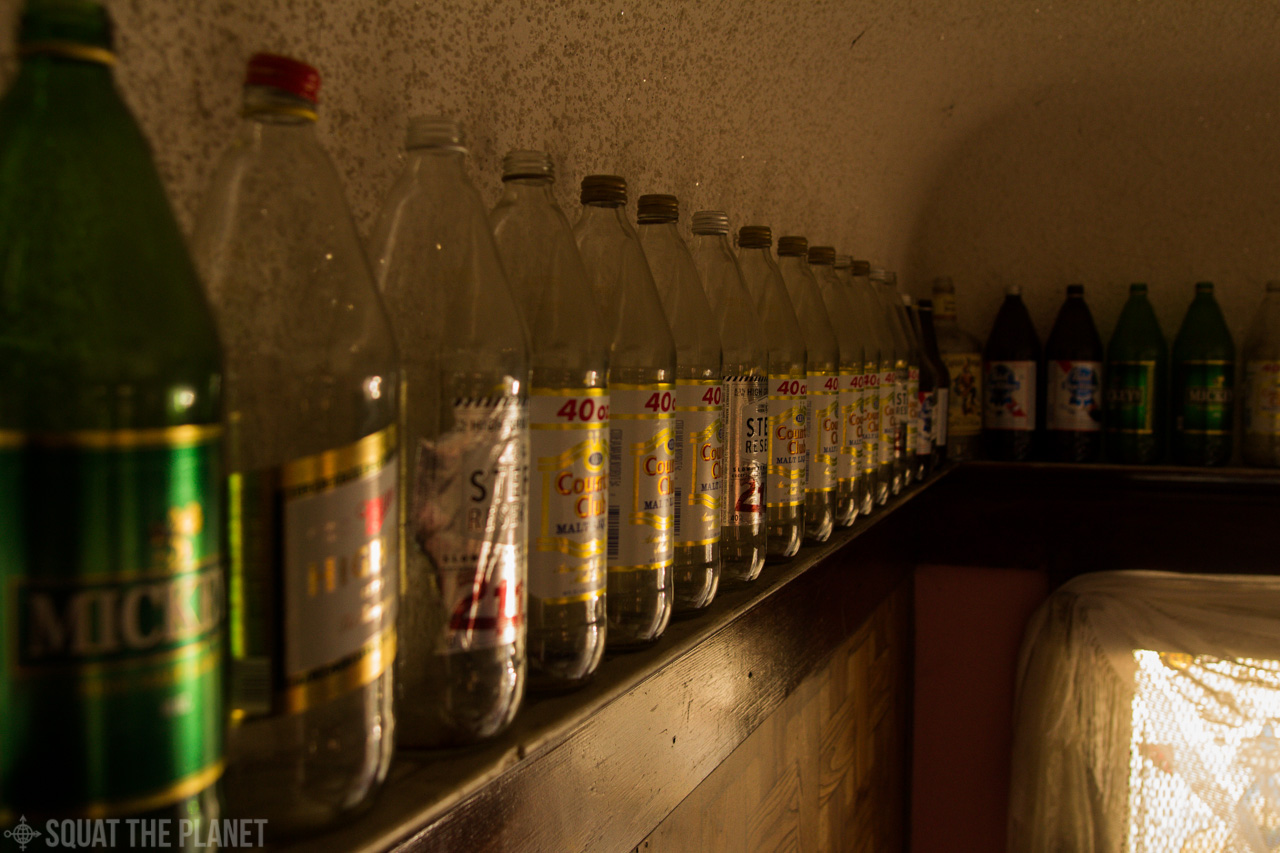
[738, 225, 772, 248]
[807, 246, 836, 265]
[777, 236, 808, 257]
[502, 149, 554, 181]
[852, 260, 871, 276]
[581, 174, 627, 206]
[637, 194, 679, 224]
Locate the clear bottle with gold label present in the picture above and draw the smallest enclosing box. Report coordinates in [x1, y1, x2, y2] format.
[849, 261, 892, 507]
[776, 237, 838, 542]
[637, 195, 722, 614]
[836, 257, 885, 515]
[1242, 281, 1280, 467]
[737, 226, 807, 560]
[192, 53, 399, 833]
[690, 212, 767, 584]
[931, 276, 984, 461]
[369, 119, 530, 745]
[490, 150, 609, 687]
[574, 176, 677, 648]
[810, 247, 862, 527]
[869, 268, 908, 495]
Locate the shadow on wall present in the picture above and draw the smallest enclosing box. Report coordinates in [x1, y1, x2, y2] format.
[902, 67, 1280, 350]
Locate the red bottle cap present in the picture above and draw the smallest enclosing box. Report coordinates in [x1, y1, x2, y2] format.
[244, 53, 321, 104]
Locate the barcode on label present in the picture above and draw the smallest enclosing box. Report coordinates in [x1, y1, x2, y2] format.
[608, 427, 623, 558]
[607, 504, 620, 559]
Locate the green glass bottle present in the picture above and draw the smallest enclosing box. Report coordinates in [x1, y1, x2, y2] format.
[1172, 281, 1235, 466]
[1105, 283, 1167, 464]
[0, 0, 224, 837]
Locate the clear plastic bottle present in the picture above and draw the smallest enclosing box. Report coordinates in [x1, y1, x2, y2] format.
[574, 175, 676, 648]
[736, 226, 807, 560]
[905, 295, 938, 480]
[838, 257, 886, 515]
[931, 277, 984, 461]
[1242, 281, 1280, 467]
[810, 248, 862, 527]
[192, 53, 399, 833]
[850, 262, 890, 506]
[887, 273, 921, 487]
[690, 211, 767, 584]
[368, 119, 529, 745]
[489, 151, 609, 687]
[917, 299, 952, 469]
[869, 268, 907, 496]
[637, 196, 723, 614]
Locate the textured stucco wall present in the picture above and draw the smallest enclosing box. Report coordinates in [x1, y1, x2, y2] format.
[2, 0, 1279, 350]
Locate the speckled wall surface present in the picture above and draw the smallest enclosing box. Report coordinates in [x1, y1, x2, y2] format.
[2, 0, 1279, 350]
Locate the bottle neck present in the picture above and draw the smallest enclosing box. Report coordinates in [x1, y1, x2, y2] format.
[7, 52, 118, 108]
[577, 202, 629, 234]
[499, 176, 554, 205]
[242, 85, 318, 125]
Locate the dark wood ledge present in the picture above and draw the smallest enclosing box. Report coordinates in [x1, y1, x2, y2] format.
[277, 477, 929, 853]
[912, 461, 1280, 583]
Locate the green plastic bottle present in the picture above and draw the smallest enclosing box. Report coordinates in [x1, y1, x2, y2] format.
[1172, 281, 1235, 466]
[0, 0, 224, 836]
[1105, 283, 1168, 464]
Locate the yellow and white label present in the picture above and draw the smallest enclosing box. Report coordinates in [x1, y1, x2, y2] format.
[838, 368, 863, 487]
[808, 372, 839, 494]
[862, 363, 880, 476]
[674, 379, 723, 547]
[527, 389, 608, 604]
[608, 384, 675, 571]
[767, 375, 807, 508]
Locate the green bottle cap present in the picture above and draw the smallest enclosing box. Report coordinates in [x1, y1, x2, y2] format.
[737, 225, 772, 248]
[18, 0, 114, 63]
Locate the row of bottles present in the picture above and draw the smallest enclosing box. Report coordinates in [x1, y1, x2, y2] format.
[974, 279, 1280, 466]
[0, 8, 950, 841]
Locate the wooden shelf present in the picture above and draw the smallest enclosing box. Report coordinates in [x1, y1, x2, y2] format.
[275, 475, 931, 852]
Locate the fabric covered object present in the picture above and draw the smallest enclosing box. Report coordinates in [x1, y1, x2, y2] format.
[1009, 570, 1280, 853]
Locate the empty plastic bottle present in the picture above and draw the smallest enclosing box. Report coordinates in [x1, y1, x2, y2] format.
[850, 263, 890, 505]
[811, 247, 862, 526]
[983, 285, 1042, 461]
[869, 268, 908, 494]
[886, 274, 921, 487]
[637, 195, 722, 614]
[1243, 281, 1280, 467]
[776, 237, 838, 542]
[932, 277, 984, 461]
[193, 52, 398, 832]
[917, 299, 952, 468]
[905, 295, 938, 479]
[369, 118, 529, 745]
[1172, 281, 1235, 466]
[1105, 283, 1168, 465]
[489, 151, 608, 687]
[1043, 284, 1104, 463]
[737, 226, 807, 559]
[574, 176, 676, 647]
[690, 211, 767, 583]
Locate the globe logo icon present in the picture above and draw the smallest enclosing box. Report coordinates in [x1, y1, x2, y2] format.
[4, 816, 41, 851]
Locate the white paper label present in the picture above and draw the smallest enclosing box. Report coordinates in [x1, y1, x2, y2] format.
[1046, 360, 1102, 432]
[723, 376, 767, 527]
[984, 360, 1037, 431]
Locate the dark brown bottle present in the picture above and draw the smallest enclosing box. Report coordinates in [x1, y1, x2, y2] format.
[1043, 284, 1104, 462]
[983, 285, 1042, 461]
